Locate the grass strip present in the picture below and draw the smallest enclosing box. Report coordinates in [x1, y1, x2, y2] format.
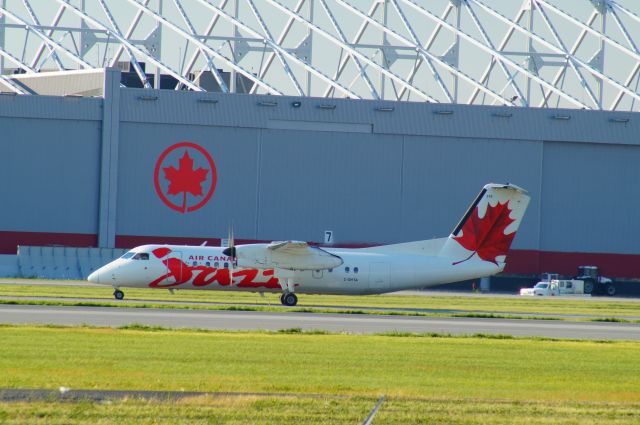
[1, 325, 639, 400]
[3, 297, 640, 324]
[0, 297, 616, 323]
[1, 325, 640, 423]
[0, 322, 612, 342]
[2, 397, 639, 424]
[2, 282, 640, 318]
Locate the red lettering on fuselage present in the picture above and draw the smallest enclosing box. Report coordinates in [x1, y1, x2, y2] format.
[233, 269, 280, 289]
[187, 255, 231, 261]
[152, 247, 172, 259]
[149, 257, 194, 288]
[148, 256, 279, 289]
[192, 266, 231, 286]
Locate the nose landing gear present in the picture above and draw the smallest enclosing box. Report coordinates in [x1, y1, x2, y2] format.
[113, 289, 124, 300]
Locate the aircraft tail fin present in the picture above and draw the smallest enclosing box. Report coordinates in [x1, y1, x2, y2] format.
[438, 183, 530, 269]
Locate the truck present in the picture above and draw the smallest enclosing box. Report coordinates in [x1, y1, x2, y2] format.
[520, 267, 616, 297]
[520, 274, 589, 296]
[575, 265, 615, 296]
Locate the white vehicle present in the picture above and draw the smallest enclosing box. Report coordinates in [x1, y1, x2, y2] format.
[89, 183, 530, 306]
[521, 266, 615, 297]
[520, 279, 588, 296]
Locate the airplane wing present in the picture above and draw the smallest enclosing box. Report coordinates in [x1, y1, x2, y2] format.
[266, 240, 343, 270]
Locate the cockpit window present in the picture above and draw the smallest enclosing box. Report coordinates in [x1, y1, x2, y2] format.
[121, 252, 135, 259]
[132, 253, 149, 260]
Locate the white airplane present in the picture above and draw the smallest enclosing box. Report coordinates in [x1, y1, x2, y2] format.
[88, 183, 530, 306]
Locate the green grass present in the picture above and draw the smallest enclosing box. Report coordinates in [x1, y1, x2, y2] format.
[0, 396, 372, 425]
[0, 326, 638, 397]
[1, 325, 640, 423]
[1, 397, 639, 424]
[2, 281, 640, 321]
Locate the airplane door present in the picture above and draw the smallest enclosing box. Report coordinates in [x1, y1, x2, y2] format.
[165, 251, 183, 283]
[369, 262, 390, 290]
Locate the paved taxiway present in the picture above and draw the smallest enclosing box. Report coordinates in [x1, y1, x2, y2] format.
[1, 304, 639, 340]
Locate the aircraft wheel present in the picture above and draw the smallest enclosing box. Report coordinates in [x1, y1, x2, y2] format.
[113, 290, 125, 300]
[282, 293, 298, 307]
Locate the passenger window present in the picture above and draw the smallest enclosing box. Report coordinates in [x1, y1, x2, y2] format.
[224, 262, 229, 268]
[193, 261, 197, 266]
[214, 262, 219, 268]
[328, 269, 333, 273]
[206, 262, 210, 267]
[132, 253, 149, 260]
[345, 267, 350, 273]
[354, 267, 359, 274]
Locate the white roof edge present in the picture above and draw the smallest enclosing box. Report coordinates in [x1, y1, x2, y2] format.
[484, 182, 527, 193]
[9, 68, 106, 80]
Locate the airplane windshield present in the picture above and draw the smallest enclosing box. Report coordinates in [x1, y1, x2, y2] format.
[121, 252, 135, 259]
[132, 253, 149, 260]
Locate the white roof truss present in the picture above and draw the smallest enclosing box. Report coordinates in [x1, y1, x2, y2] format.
[0, 0, 637, 111]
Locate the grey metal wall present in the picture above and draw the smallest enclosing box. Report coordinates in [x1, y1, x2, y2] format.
[117, 122, 262, 238]
[1, 70, 639, 267]
[540, 141, 640, 253]
[0, 96, 102, 235]
[113, 86, 639, 255]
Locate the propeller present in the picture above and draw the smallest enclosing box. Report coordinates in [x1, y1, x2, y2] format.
[222, 225, 236, 285]
[222, 225, 236, 259]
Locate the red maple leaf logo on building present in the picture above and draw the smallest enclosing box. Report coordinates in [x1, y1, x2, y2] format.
[163, 150, 208, 213]
[453, 200, 516, 265]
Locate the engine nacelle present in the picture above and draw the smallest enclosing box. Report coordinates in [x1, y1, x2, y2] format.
[224, 242, 343, 271]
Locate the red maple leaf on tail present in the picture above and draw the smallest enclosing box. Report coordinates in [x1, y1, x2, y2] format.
[453, 200, 515, 265]
[163, 150, 208, 213]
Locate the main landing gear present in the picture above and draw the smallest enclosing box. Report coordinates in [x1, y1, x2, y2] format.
[280, 292, 298, 307]
[113, 289, 124, 300]
[277, 275, 298, 306]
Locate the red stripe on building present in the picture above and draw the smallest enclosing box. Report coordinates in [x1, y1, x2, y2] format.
[0, 231, 97, 254]
[114, 235, 264, 248]
[504, 250, 640, 279]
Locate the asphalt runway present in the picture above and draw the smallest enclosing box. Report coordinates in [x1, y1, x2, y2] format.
[1, 304, 639, 340]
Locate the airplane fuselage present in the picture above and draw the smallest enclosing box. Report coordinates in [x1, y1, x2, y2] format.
[88, 183, 531, 305]
[91, 244, 498, 295]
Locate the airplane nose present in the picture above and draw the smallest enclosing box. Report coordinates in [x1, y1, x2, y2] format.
[87, 270, 100, 284]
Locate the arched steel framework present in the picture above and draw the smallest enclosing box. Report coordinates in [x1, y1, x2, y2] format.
[1, 0, 639, 110]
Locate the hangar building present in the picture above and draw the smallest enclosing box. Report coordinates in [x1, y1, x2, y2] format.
[0, 0, 638, 282]
[1, 68, 639, 280]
